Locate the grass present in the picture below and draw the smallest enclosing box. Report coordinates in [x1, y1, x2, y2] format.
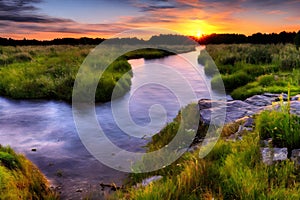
[256, 91, 300, 155]
[200, 44, 300, 99]
[0, 145, 58, 199]
[111, 127, 300, 199]
[0, 45, 193, 102]
[109, 100, 300, 200]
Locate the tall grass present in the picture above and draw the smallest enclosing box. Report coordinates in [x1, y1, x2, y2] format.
[256, 91, 300, 155]
[0, 145, 58, 199]
[111, 131, 300, 199]
[201, 44, 300, 99]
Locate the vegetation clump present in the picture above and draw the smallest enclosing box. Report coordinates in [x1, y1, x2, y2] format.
[0, 145, 58, 199]
[109, 101, 300, 200]
[200, 44, 300, 99]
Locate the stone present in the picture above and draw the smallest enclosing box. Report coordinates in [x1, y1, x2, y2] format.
[261, 148, 273, 165]
[140, 176, 163, 187]
[243, 117, 254, 127]
[226, 95, 233, 101]
[245, 95, 274, 107]
[196, 94, 300, 127]
[291, 95, 300, 101]
[291, 149, 300, 166]
[273, 148, 288, 161]
[261, 147, 288, 165]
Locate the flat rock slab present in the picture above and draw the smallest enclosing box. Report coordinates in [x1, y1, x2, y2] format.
[198, 93, 280, 125]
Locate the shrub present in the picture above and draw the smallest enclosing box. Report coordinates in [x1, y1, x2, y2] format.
[280, 59, 300, 71]
[211, 74, 224, 90]
[221, 71, 253, 91]
[204, 59, 218, 76]
[258, 74, 275, 87]
[256, 108, 300, 155]
[0, 151, 20, 170]
[198, 50, 210, 66]
[246, 47, 272, 64]
[13, 52, 32, 62]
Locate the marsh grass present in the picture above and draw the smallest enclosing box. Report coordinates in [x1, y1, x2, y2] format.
[0, 45, 194, 102]
[256, 90, 300, 155]
[201, 44, 300, 99]
[0, 145, 58, 199]
[109, 99, 300, 199]
[111, 130, 300, 199]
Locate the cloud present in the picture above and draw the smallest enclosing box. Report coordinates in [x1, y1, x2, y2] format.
[0, 0, 72, 23]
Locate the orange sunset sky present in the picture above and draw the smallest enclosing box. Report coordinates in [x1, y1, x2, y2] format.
[1, 0, 300, 40]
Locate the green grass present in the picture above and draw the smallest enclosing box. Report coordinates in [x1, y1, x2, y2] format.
[0, 45, 133, 102]
[200, 44, 300, 99]
[256, 92, 300, 155]
[0, 145, 58, 199]
[0, 45, 195, 102]
[109, 102, 300, 200]
[111, 129, 300, 199]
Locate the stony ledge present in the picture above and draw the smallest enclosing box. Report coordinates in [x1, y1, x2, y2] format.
[198, 93, 300, 165]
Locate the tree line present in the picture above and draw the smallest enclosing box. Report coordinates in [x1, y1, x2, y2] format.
[0, 31, 300, 46]
[195, 31, 300, 45]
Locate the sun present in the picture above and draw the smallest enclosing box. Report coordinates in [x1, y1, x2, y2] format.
[196, 30, 202, 39]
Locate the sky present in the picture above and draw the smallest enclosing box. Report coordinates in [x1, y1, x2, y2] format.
[0, 0, 300, 40]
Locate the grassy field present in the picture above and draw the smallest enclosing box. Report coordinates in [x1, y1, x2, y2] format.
[0, 145, 58, 199]
[0, 45, 194, 102]
[110, 102, 300, 200]
[199, 44, 300, 99]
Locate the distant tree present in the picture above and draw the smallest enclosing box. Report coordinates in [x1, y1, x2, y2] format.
[295, 31, 300, 50]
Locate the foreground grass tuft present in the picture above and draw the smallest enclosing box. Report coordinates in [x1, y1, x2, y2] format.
[0, 145, 58, 199]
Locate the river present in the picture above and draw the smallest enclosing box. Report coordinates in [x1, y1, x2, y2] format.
[0, 47, 223, 199]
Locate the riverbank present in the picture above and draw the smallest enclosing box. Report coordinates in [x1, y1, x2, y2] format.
[0, 145, 58, 199]
[199, 44, 300, 100]
[0, 45, 195, 103]
[111, 93, 300, 199]
[1, 47, 209, 199]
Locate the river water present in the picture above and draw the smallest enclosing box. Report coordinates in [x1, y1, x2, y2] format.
[0, 48, 223, 199]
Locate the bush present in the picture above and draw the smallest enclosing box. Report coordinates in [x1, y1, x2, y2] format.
[280, 59, 300, 71]
[246, 47, 272, 64]
[204, 59, 218, 76]
[198, 50, 210, 66]
[258, 74, 275, 87]
[211, 74, 224, 90]
[0, 151, 20, 170]
[221, 71, 253, 91]
[256, 109, 300, 155]
[13, 52, 32, 62]
[0, 145, 58, 199]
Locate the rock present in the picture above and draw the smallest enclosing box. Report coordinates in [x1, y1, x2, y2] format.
[291, 95, 300, 101]
[138, 176, 163, 187]
[245, 95, 274, 107]
[261, 148, 273, 165]
[261, 147, 288, 165]
[243, 117, 254, 127]
[197, 94, 300, 127]
[291, 149, 300, 166]
[263, 93, 281, 98]
[273, 148, 288, 161]
[290, 101, 300, 116]
[226, 95, 233, 101]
